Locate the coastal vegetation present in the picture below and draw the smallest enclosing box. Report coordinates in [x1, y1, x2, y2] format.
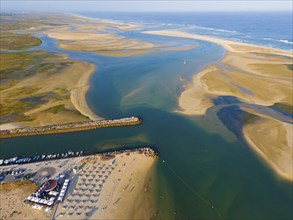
[0, 32, 41, 50]
[0, 51, 65, 89]
[0, 14, 103, 128]
[0, 13, 43, 31]
[0, 48, 94, 126]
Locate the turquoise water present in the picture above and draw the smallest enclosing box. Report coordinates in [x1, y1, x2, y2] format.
[1, 17, 293, 219]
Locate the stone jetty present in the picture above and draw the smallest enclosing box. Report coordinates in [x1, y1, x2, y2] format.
[0, 117, 141, 139]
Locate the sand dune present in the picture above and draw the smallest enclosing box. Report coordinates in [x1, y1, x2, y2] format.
[46, 29, 158, 57]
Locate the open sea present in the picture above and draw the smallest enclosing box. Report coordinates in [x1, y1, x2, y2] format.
[1, 12, 292, 219]
[77, 12, 293, 50]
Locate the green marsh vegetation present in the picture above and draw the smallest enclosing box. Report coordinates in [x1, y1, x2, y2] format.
[0, 51, 68, 88]
[0, 49, 78, 123]
[0, 32, 41, 50]
[45, 104, 65, 114]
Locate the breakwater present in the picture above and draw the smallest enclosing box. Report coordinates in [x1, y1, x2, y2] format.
[0, 117, 141, 139]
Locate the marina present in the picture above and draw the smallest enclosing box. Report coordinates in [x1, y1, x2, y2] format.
[0, 146, 157, 167]
[0, 150, 84, 167]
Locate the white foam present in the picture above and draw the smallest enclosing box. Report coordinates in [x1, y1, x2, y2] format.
[278, 39, 293, 45]
[187, 24, 239, 34]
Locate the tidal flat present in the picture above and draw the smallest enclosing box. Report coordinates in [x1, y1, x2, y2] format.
[146, 29, 293, 182]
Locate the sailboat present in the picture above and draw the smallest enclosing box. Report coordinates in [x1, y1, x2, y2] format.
[183, 59, 186, 65]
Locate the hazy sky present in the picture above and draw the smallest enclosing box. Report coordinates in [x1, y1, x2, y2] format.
[1, 1, 292, 12]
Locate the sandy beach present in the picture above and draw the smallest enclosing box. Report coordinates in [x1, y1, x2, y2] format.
[144, 30, 291, 55]
[54, 150, 157, 219]
[46, 28, 194, 57]
[42, 14, 196, 57]
[243, 116, 292, 181]
[70, 64, 101, 121]
[66, 13, 141, 31]
[145, 29, 293, 181]
[46, 29, 159, 57]
[0, 149, 158, 219]
[145, 30, 292, 115]
[0, 180, 50, 219]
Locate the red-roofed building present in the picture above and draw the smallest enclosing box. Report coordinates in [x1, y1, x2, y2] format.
[42, 179, 58, 192]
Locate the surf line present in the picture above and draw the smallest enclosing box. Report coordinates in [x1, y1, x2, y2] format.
[162, 159, 224, 220]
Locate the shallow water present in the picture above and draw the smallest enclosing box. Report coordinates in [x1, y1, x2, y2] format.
[1, 21, 292, 219]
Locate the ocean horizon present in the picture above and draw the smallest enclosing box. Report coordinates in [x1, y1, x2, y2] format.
[75, 11, 293, 51]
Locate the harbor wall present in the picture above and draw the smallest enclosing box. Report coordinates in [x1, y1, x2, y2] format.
[0, 117, 141, 139]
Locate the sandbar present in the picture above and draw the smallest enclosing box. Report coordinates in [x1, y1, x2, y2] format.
[144, 30, 292, 115]
[70, 63, 101, 121]
[145, 29, 293, 181]
[243, 116, 292, 181]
